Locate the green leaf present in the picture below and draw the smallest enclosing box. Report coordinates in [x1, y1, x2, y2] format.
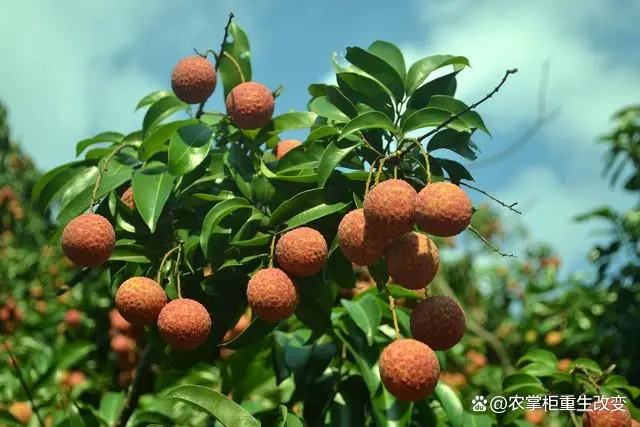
[341, 294, 381, 346]
[340, 111, 396, 140]
[109, 243, 151, 263]
[572, 358, 602, 374]
[435, 382, 464, 427]
[309, 97, 350, 122]
[284, 413, 303, 427]
[32, 161, 89, 211]
[407, 71, 459, 111]
[402, 108, 465, 134]
[136, 89, 172, 110]
[131, 162, 177, 233]
[502, 373, 544, 391]
[306, 126, 340, 143]
[433, 157, 474, 183]
[516, 349, 558, 368]
[520, 362, 556, 377]
[56, 343, 97, 370]
[139, 119, 198, 161]
[367, 40, 406, 82]
[98, 392, 125, 426]
[218, 22, 252, 98]
[200, 198, 252, 259]
[257, 112, 318, 141]
[76, 131, 124, 157]
[164, 385, 260, 427]
[142, 95, 187, 136]
[222, 317, 278, 350]
[269, 187, 350, 229]
[345, 46, 404, 101]
[336, 72, 393, 117]
[317, 139, 362, 187]
[427, 95, 490, 135]
[427, 129, 479, 161]
[167, 123, 212, 175]
[295, 279, 334, 338]
[406, 55, 469, 95]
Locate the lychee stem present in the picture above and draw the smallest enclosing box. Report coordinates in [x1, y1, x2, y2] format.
[364, 158, 379, 196]
[88, 142, 130, 210]
[3, 340, 46, 427]
[387, 294, 400, 339]
[174, 244, 183, 299]
[374, 158, 386, 186]
[156, 246, 180, 283]
[459, 181, 522, 214]
[568, 411, 580, 427]
[409, 138, 432, 185]
[467, 225, 515, 257]
[268, 233, 277, 268]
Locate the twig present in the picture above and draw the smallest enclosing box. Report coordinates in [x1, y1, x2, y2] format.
[388, 295, 400, 338]
[268, 233, 277, 268]
[173, 244, 183, 299]
[88, 143, 130, 210]
[195, 12, 235, 119]
[114, 342, 154, 427]
[3, 342, 45, 427]
[569, 410, 580, 427]
[468, 225, 515, 257]
[156, 246, 180, 283]
[459, 182, 521, 214]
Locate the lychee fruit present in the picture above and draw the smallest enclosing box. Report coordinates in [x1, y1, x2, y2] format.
[109, 308, 134, 333]
[363, 179, 417, 239]
[275, 139, 302, 160]
[415, 182, 473, 237]
[232, 313, 251, 335]
[61, 213, 116, 267]
[247, 268, 300, 323]
[440, 371, 467, 389]
[524, 408, 546, 425]
[545, 330, 563, 347]
[275, 227, 328, 277]
[557, 358, 572, 372]
[120, 187, 135, 210]
[8, 402, 32, 425]
[582, 399, 631, 427]
[410, 296, 465, 351]
[111, 334, 137, 354]
[386, 232, 440, 290]
[171, 56, 217, 104]
[225, 82, 274, 130]
[64, 309, 83, 328]
[115, 277, 167, 326]
[337, 209, 389, 266]
[66, 371, 87, 388]
[157, 298, 212, 351]
[35, 301, 47, 314]
[379, 338, 440, 401]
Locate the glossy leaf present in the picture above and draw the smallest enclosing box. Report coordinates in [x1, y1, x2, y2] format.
[406, 55, 469, 95]
[136, 89, 172, 110]
[139, 119, 198, 161]
[427, 95, 490, 135]
[98, 392, 125, 426]
[317, 139, 362, 187]
[142, 95, 188, 136]
[31, 160, 89, 211]
[168, 123, 213, 175]
[309, 96, 350, 122]
[200, 198, 252, 259]
[131, 162, 177, 233]
[435, 382, 464, 427]
[345, 46, 404, 101]
[336, 72, 393, 117]
[269, 187, 350, 229]
[401, 108, 455, 134]
[433, 157, 474, 183]
[407, 71, 459, 111]
[218, 22, 252, 98]
[340, 111, 396, 140]
[222, 317, 278, 350]
[427, 129, 479, 161]
[367, 40, 406, 82]
[76, 131, 124, 157]
[341, 294, 381, 346]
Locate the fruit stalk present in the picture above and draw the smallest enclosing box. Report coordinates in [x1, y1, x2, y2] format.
[88, 142, 130, 210]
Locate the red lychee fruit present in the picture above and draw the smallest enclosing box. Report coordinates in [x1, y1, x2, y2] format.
[582, 398, 632, 427]
[61, 213, 115, 267]
[67, 371, 87, 388]
[524, 409, 546, 425]
[111, 334, 137, 354]
[410, 295, 466, 351]
[275, 227, 328, 277]
[157, 298, 212, 351]
[386, 232, 440, 290]
[337, 209, 389, 266]
[247, 268, 300, 323]
[232, 313, 251, 335]
[363, 179, 417, 239]
[8, 402, 32, 424]
[557, 358, 572, 372]
[275, 139, 302, 160]
[120, 187, 135, 210]
[115, 277, 167, 326]
[171, 56, 217, 104]
[64, 309, 83, 328]
[109, 308, 134, 333]
[379, 338, 440, 401]
[225, 82, 275, 129]
[415, 182, 473, 237]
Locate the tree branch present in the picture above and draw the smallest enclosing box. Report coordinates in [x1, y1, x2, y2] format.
[114, 342, 154, 427]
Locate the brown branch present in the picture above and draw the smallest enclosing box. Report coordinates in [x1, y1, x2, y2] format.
[468, 225, 516, 257]
[195, 12, 235, 119]
[114, 342, 154, 427]
[459, 181, 522, 214]
[88, 143, 130, 210]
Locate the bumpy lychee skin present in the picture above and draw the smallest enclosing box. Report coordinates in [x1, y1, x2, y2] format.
[115, 277, 167, 326]
[582, 399, 632, 427]
[225, 82, 274, 130]
[171, 56, 217, 104]
[386, 232, 440, 290]
[61, 213, 115, 267]
[275, 139, 302, 160]
[157, 298, 212, 351]
[337, 209, 389, 266]
[121, 187, 135, 210]
[363, 179, 417, 239]
[247, 268, 300, 322]
[415, 182, 473, 237]
[8, 402, 32, 424]
[411, 296, 465, 350]
[379, 339, 440, 401]
[275, 227, 328, 277]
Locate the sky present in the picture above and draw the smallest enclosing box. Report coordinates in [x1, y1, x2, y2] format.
[1, 0, 638, 277]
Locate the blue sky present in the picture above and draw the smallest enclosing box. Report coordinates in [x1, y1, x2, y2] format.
[1, 0, 638, 276]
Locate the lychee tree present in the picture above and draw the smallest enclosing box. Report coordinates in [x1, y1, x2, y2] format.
[28, 13, 638, 427]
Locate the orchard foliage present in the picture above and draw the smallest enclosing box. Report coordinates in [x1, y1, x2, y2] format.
[0, 13, 633, 427]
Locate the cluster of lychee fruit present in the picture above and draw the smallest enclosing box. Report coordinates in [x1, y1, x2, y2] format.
[336, 179, 473, 401]
[0, 184, 24, 224]
[109, 308, 144, 388]
[0, 298, 23, 334]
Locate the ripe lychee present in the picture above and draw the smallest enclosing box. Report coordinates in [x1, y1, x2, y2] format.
[246, 268, 300, 323]
[64, 309, 83, 328]
[111, 334, 137, 354]
[225, 82, 274, 130]
[524, 409, 546, 425]
[61, 213, 115, 267]
[275, 227, 328, 277]
[545, 330, 563, 347]
[60, 371, 87, 389]
[8, 402, 32, 425]
[171, 56, 217, 104]
[582, 399, 631, 427]
[557, 358, 572, 372]
[415, 181, 473, 237]
[109, 308, 134, 333]
[363, 179, 417, 239]
[337, 209, 389, 266]
[275, 139, 302, 160]
[115, 277, 167, 326]
[439, 371, 467, 389]
[120, 187, 135, 210]
[379, 338, 440, 401]
[35, 301, 47, 314]
[157, 298, 212, 351]
[386, 232, 440, 290]
[410, 296, 465, 351]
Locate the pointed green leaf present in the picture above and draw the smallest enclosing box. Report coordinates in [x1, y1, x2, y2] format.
[427, 129, 478, 160]
[269, 187, 350, 226]
[142, 95, 188, 136]
[218, 22, 252, 98]
[433, 157, 474, 182]
[98, 392, 125, 426]
[32, 161, 89, 211]
[368, 40, 406, 82]
[427, 95, 490, 135]
[317, 139, 362, 187]
[309, 96, 350, 122]
[435, 382, 464, 427]
[56, 343, 97, 370]
[341, 294, 381, 346]
[139, 119, 199, 161]
[407, 71, 459, 111]
[401, 108, 456, 134]
[200, 198, 252, 258]
[345, 46, 404, 101]
[167, 123, 212, 175]
[406, 55, 469, 94]
[76, 132, 124, 157]
[340, 111, 396, 140]
[131, 162, 177, 233]
[136, 89, 172, 110]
